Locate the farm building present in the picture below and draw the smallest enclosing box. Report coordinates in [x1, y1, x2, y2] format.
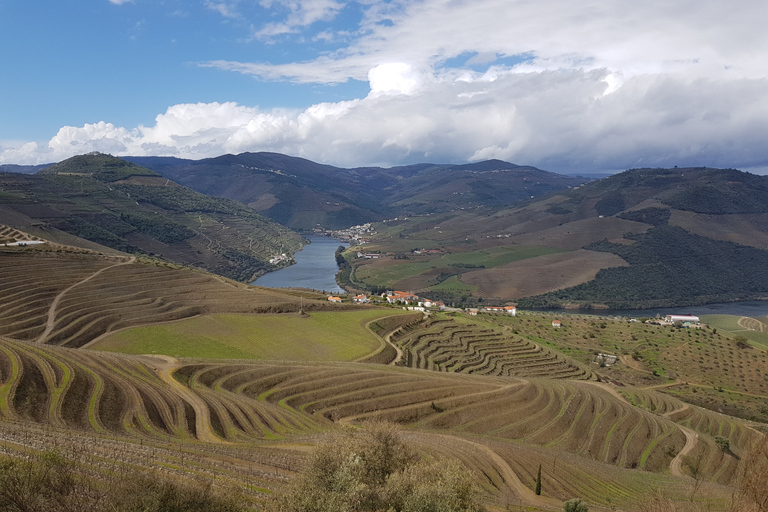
[594, 353, 618, 366]
[504, 306, 517, 316]
[353, 295, 369, 303]
[665, 314, 700, 324]
[552, 320, 561, 328]
[384, 291, 419, 304]
[327, 296, 342, 303]
[467, 308, 478, 316]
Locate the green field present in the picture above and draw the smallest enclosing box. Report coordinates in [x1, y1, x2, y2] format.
[353, 245, 567, 290]
[92, 310, 407, 361]
[442, 245, 567, 267]
[701, 314, 768, 350]
[428, 275, 477, 292]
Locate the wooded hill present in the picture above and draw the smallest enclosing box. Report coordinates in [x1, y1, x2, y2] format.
[127, 153, 585, 230]
[0, 153, 303, 282]
[349, 167, 768, 309]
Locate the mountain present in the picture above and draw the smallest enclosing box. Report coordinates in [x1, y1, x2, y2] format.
[0, 153, 303, 281]
[127, 153, 585, 230]
[344, 166, 768, 309]
[0, 163, 51, 174]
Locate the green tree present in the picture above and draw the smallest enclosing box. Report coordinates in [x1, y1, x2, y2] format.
[535, 464, 541, 496]
[563, 498, 588, 512]
[269, 421, 484, 512]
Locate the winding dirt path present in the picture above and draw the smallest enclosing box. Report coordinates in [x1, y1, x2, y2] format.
[142, 354, 224, 444]
[669, 425, 698, 478]
[429, 433, 560, 510]
[36, 256, 136, 344]
[386, 329, 404, 365]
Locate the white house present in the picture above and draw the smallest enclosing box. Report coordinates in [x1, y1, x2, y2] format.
[665, 315, 700, 324]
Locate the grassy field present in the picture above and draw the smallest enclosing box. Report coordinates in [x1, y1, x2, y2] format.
[701, 314, 768, 350]
[351, 245, 566, 292]
[442, 245, 566, 267]
[428, 275, 477, 292]
[92, 310, 407, 361]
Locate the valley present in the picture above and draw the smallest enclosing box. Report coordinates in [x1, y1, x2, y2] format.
[0, 156, 767, 511]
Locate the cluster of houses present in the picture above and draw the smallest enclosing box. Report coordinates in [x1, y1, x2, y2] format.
[313, 223, 375, 245]
[328, 290, 517, 316]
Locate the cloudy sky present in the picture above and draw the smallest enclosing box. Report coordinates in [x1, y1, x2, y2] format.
[1, 0, 767, 173]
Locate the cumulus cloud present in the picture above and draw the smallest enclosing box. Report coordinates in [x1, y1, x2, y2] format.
[3, 0, 768, 173]
[5, 66, 768, 173]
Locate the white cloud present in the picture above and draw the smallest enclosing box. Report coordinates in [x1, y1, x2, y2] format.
[3, 0, 768, 174]
[205, 1, 241, 18]
[5, 66, 768, 173]
[254, 0, 344, 38]
[108, 0, 133, 4]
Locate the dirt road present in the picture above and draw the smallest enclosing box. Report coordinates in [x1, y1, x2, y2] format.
[36, 256, 136, 343]
[142, 354, 224, 444]
[669, 425, 698, 478]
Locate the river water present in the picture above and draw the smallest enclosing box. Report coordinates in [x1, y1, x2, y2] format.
[252, 236, 348, 293]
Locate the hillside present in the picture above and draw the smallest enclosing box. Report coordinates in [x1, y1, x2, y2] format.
[127, 153, 584, 230]
[0, 243, 766, 510]
[0, 153, 304, 281]
[347, 167, 768, 309]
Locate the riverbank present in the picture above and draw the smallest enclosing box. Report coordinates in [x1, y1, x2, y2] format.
[252, 236, 348, 293]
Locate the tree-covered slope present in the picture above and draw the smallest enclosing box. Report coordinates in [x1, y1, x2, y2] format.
[0, 153, 304, 281]
[520, 225, 768, 308]
[128, 153, 584, 229]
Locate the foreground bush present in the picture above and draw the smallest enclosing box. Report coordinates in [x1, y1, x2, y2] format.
[269, 421, 484, 512]
[0, 450, 243, 512]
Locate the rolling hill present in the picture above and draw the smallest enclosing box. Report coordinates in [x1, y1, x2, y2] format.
[0, 153, 304, 282]
[127, 153, 585, 230]
[347, 166, 768, 309]
[0, 241, 766, 510]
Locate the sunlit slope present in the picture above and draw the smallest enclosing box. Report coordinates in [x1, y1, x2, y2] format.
[92, 310, 409, 361]
[356, 167, 768, 307]
[0, 336, 761, 488]
[390, 316, 596, 379]
[0, 250, 336, 348]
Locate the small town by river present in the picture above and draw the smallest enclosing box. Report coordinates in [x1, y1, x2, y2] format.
[252, 236, 348, 293]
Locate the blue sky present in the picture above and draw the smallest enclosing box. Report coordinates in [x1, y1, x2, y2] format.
[2, 0, 767, 173]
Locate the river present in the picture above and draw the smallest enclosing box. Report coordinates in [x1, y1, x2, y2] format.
[252, 236, 348, 293]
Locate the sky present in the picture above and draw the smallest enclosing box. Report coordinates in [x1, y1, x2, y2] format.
[1, 0, 767, 173]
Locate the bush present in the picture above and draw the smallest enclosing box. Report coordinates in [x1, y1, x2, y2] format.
[269, 421, 484, 512]
[0, 450, 244, 512]
[563, 498, 588, 512]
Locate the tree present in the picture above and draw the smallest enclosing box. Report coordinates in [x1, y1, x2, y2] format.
[563, 498, 588, 512]
[714, 436, 730, 453]
[535, 464, 541, 496]
[269, 421, 484, 512]
[731, 436, 768, 512]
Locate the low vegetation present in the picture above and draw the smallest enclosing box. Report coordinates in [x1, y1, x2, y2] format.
[267, 421, 483, 512]
[93, 310, 409, 362]
[523, 226, 768, 309]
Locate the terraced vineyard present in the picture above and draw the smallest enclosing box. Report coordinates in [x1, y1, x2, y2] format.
[391, 317, 595, 379]
[0, 250, 338, 348]
[1, 244, 766, 510]
[0, 335, 760, 509]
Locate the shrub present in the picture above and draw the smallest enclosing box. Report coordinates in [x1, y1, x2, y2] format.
[269, 421, 483, 512]
[563, 498, 589, 512]
[0, 450, 244, 512]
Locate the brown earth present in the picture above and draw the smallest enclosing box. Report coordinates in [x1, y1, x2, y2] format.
[462, 249, 628, 299]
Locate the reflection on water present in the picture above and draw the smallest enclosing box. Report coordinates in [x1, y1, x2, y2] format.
[252, 236, 348, 293]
